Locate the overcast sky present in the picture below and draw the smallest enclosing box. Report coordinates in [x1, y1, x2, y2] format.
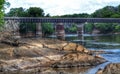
[6, 0, 120, 16]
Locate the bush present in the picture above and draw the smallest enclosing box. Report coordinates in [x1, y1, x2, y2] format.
[41, 23, 54, 36]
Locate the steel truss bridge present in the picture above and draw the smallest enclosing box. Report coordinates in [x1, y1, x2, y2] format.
[4, 17, 120, 23]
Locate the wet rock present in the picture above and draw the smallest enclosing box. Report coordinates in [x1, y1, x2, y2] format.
[96, 69, 103, 74]
[96, 63, 120, 74]
[30, 42, 43, 48]
[44, 42, 67, 50]
[63, 43, 77, 51]
[13, 47, 62, 58]
[76, 45, 85, 52]
[51, 53, 107, 68]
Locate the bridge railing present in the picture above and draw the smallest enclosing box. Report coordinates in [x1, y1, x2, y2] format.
[4, 17, 120, 23]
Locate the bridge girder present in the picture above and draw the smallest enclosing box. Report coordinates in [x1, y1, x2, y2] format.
[4, 17, 120, 23]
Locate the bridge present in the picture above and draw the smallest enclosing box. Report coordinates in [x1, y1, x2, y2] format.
[4, 17, 120, 23]
[3, 17, 120, 40]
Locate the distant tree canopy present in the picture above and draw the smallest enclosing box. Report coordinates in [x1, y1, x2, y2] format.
[60, 13, 89, 18]
[6, 7, 26, 17]
[91, 6, 120, 18]
[27, 7, 44, 17]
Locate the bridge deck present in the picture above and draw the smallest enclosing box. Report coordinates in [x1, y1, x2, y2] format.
[4, 17, 120, 23]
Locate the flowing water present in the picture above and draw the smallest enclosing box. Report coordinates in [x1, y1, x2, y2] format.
[64, 34, 120, 74]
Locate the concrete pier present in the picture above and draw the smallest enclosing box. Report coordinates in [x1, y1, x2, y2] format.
[36, 23, 42, 37]
[56, 23, 65, 40]
[77, 23, 84, 45]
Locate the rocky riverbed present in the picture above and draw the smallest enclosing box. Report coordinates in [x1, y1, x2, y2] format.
[0, 38, 107, 73]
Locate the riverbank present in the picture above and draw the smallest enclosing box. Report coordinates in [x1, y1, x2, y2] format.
[0, 38, 107, 73]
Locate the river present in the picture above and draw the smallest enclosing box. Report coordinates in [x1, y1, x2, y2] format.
[48, 34, 120, 74]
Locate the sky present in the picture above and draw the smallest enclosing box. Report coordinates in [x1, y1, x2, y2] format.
[6, 0, 120, 16]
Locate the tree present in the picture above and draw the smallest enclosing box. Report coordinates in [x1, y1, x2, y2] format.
[61, 13, 89, 18]
[91, 6, 116, 18]
[6, 7, 26, 17]
[115, 25, 120, 32]
[0, 0, 10, 28]
[94, 23, 115, 33]
[26, 7, 44, 17]
[111, 14, 120, 18]
[67, 24, 77, 33]
[0, 0, 5, 26]
[41, 23, 54, 36]
[84, 23, 94, 34]
[45, 13, 50, 17]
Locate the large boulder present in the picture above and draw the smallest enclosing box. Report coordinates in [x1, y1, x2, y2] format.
[96, 63, 120, 74]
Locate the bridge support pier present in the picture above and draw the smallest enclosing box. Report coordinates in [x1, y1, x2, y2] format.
[77, 23, 84, 44]
[56, 23, 65, 40]
[36, 23, 42, 37]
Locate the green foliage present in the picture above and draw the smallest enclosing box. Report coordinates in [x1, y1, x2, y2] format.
[45, 13, 50, 17]
[41, 23, 54, 36]
[0, 0, 10, 30]
[84, 23, 94, 33]
[65, 24, 77, 33]
[91, 6, 116, 18]
[0, 0, 5, 25]
[6, 7, 45, 17]
[27, 7, 44, 17]
[61, 13, 89, 18]
[115, 25, 120, 32]
[19, 23, 36, 35]
[6, 7, 26, 17]
[94, 23, 115, 33]
[69, 24, 77, 33]
[111, 14, 120, 18]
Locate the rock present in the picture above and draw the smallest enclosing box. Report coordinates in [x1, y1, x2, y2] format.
[44, 42, 67, 50]
[96, 69, 103, 74]
[0, 38, 107, 72]
[76, 45, 84, 52]
[96, 63, 120, 74]
[30, 42, 43, 48]
[51, 53, 107, 68]
[63, 43, 77, 51]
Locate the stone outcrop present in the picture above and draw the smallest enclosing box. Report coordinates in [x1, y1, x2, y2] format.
[0, 38, 107, 72]
[96, 63, 120, 74]
[51, 53, 106, 68]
